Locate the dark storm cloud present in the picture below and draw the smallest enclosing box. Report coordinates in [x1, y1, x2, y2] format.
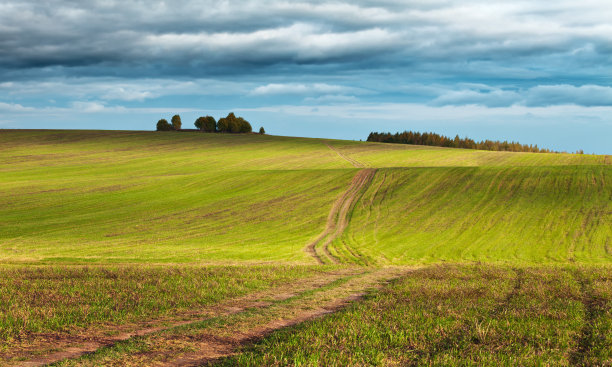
[1, 0, 612, 110]
[2, 0, 610, 79]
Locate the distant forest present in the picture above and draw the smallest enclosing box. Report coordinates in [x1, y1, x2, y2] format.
[367, 131, 582, 154]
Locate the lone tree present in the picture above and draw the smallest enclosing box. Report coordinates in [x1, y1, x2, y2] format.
[171, 114, 182, 130]
[259, 126, 265, 134]
[156, 119, 173, 131]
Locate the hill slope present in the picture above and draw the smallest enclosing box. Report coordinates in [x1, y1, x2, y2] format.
[0, 130, 610, 265]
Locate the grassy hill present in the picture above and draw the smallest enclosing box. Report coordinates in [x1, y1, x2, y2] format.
[2, 129, 611, 365]
[1, 129, 610, 265]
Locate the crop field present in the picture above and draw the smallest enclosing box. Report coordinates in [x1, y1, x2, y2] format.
[342, 165, 611, 265]
[220, 265, 612, 366]
[0, 129, 610, 365]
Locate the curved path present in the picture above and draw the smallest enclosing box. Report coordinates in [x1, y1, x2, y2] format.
[306, 142, 376, 264]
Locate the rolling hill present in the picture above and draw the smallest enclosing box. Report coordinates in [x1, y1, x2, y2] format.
[2, 129, 611, 365]
[1, 129, 610, 265]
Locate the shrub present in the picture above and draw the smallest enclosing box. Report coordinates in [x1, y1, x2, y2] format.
[259, 127, 265, 134]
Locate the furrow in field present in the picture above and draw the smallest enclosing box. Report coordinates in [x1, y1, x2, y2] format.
[306, 168, 377, 264]
[9, 270, 360, 367]
[86, 267, 409, 366]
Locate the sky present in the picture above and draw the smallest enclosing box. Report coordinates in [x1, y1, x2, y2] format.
[1, 0, 611, 154]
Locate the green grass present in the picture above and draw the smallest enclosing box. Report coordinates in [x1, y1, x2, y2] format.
[1, 130, 611, 365]
[218, 264, 612, 366]
[326, 139, 609, 167]
[1, 130, 609, 265]
[0, 130, 357, 263]
[342, 165, 612, 265]
[0, 265, 330, 347]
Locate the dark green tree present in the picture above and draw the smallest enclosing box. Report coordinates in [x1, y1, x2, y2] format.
[259, 126, 265, 134]
[237, 117, 252, 133]
[203, 116, 216, 132]
[194, 116, 216, 132]
[194, 116, 205, 130]
[156, 119, 173, 131]
[171, 114, 182, 130]
[366, 130, 564, 153]
[228, 118, 241, 133]
[217, 117, 229, 132]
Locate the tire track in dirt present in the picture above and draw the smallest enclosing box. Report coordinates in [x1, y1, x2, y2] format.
[148, 268, 411, 367]
[324, 141, 364, 168]
[169, 293, 368, 367]
[9, 270, 361, 367]
[306, 168, 377, 264]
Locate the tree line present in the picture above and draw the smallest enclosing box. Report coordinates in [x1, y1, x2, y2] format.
[367, 131, 581, 154]
[156, 113, 265, 134]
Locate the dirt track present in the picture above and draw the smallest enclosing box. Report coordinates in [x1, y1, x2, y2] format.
[114, 268, 407, 366]
[12, 268, 409, 366]
[10, 271, 358, 366]
[306, 168, 377, 264]
[10, 143, 385, 366]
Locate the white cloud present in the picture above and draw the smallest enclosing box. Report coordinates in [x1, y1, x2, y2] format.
[242, 102, 612, 126]
[250, 83, 363, 96]
[1, 78, 253, 102]
[71, 101, 109, 113]
[303, 94, 359, 103]
[0, 102, 34, 112]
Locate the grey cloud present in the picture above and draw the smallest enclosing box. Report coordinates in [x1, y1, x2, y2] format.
[2, 0, 612, 80]
[525, 84, 612, 107]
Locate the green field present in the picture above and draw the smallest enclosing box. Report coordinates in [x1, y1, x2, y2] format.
[220, 265, 612, 366]
[1, 129, 610, 365]
[1, 130, 609, 265]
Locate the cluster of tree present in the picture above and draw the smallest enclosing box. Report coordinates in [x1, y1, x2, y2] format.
[216, 112, 252, 133]
[367, 131, 564, 153]
[157, 113, 265, 134]
[156, 114, 182, 131]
